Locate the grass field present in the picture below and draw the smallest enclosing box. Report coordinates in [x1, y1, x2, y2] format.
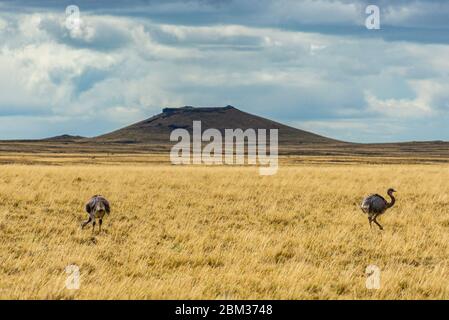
[1, 156, 449, 299]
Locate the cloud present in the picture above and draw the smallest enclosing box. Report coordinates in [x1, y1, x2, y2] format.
[365, 90, 433, 118]
[0, 2, 448, 141]
[2, 1, 449, 42]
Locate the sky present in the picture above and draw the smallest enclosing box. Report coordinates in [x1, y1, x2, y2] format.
[0, 0, 448, 142]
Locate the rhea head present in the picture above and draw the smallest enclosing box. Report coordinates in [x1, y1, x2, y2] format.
[387, 188, 397, 195]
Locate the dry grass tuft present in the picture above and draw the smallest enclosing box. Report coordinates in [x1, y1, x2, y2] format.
[0, 159, 449, 299]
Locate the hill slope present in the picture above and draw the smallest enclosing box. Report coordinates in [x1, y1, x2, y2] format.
[43, 134, 85, 142]
[94, 105, 339, 145]
[1, 105, 449, 158]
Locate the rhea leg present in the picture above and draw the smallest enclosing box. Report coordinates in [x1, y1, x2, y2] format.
[99, 219, 102, 232]
[373, 218, 383, 230]
[92, 220, 96, 234]
[368, 216, 373, 229]
[81, 216, 92, 229]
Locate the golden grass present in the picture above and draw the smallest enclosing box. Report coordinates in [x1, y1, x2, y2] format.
[1, 159, 449, 299]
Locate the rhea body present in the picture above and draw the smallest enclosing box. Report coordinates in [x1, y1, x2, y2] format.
[360, 188, 396, 230]
[81, 195, 110, 233]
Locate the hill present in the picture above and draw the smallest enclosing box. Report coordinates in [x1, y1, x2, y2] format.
[43, 134, 85, 142]
[93, 105, 339, 145]
[0, 105, 448, 160]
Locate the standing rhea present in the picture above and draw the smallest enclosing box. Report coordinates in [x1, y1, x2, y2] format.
[360, 188, 396, 230]
[81, 195, 110, 234]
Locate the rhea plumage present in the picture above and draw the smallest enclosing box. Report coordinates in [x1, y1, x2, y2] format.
[360, 188, 396, 230]
[81, 195, 110, 233]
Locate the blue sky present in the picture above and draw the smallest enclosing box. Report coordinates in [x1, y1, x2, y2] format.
[0, 0, 448, 142]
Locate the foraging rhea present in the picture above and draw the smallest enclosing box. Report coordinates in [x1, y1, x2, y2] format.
[360, 188, 396, 230]
[81, 195, 110, 233]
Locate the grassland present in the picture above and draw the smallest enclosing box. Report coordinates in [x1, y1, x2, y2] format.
[1, 155, 449, 299]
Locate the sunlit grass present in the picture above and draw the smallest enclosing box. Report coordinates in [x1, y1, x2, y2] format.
[0, 160, 449, 299]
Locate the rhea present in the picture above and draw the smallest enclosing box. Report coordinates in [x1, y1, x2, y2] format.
[360, 188, 396, 230]
[81, 195, 110, 233]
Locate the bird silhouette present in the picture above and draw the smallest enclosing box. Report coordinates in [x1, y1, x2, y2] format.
[360, 188, 396, 230]
[81, 195, 110, 234]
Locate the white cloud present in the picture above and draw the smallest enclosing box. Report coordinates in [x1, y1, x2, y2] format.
[365, 80, 449, 118]
[0, 17, 7, 31]
[0, 8, 449, 141]
[382, 1, 449, 27]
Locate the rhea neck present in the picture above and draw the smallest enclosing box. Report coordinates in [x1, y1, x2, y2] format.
[387, 191, 396, 208]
